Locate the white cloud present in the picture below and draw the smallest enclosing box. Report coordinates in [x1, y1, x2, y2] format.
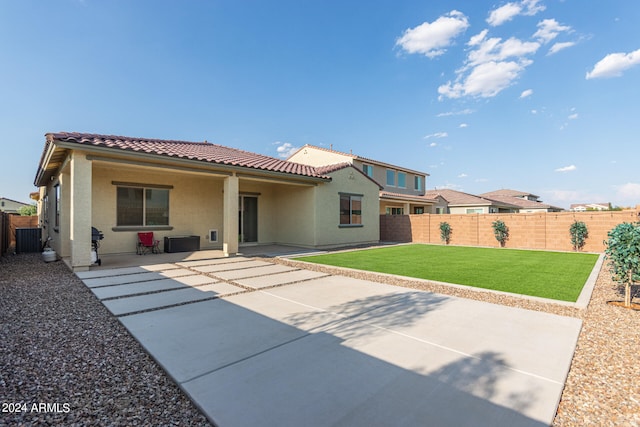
[531, 109, 538, 114]
[568, 113, 578, 120]
[424, 132, 448, 139]
[555, 164, 577, 172]
[436, 109, 474, 117]
[439, 59, 530, 99]
[459, 123, 468, 128]
[520, 89, 533, 98]
[429, 142, 438, 147]
[586, 49, 640, 79]
[487, 0, 545, 27]
[548, 41, 575, 55]
[396, 11, 469, 58]
[534, 19, 572, 44]
[615, 183, 640, 200]
[458, 173, 468, 178]
[468, 29, 489, 47]
[274, 142, 299, 158]
[467, 36, 539, 67]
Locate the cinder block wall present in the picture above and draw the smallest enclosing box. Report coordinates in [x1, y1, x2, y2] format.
[380, 210, 639, 252]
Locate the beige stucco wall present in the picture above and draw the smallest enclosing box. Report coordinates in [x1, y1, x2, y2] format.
[287, 146, 353, 167]
[353, 159, 425, 196]
[91, 163, 226, 254]
[448, 206, 490, 214]
[313, 167, 379, 247]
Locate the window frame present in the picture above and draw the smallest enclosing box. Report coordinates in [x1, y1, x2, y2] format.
[386, 169, 395, 187]
[414, 176, 423, 192]
[397, 172, 406, 189]
[339, 193, 363, 228]
[362, 164, 374, 178]
[113, 182, 173, 231]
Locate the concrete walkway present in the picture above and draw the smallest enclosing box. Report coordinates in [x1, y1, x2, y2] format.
[77, 254, 582, 427]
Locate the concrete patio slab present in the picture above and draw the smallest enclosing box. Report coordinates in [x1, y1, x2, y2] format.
[104, 282, 243, 316]
[235, 269, 330, 289]
[83, 269, 195, 288]
[76, 266, 152, 279]
[192, 259, 271, 273]
[91, 275, 219, 300]
[119, 294, 343, 383]
[211, 264, 298, 281]
[93, 259, 581, 427]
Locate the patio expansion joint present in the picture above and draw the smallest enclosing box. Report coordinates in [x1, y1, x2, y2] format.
[99, 281, 221, 301]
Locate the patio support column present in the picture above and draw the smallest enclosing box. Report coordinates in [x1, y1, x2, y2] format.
[69, 151, 92, 272]
[404, 202, 410, 215]
[223, 174, 239, 256]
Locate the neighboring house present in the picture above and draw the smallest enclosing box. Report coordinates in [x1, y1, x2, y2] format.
[287, 145, 437, 214]
[570, 203, 610, 212]
[34, 132, 381, 271]
[0, 197, 30, 214]
[424, 189, 520, 214]
[480, 189, 563, 213]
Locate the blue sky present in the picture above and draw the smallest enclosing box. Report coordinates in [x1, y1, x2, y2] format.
[1, 0, 639, 209]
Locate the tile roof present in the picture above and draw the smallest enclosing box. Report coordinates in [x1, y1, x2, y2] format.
[482, 194, 561, 210]
[379, 191, 439, 203]
[46, 132, 331, 180]
[480, 189, 539, 199]
[424, 189, 520, 208]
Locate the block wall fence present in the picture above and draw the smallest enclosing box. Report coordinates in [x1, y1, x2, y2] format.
[379, 210, 640, 253]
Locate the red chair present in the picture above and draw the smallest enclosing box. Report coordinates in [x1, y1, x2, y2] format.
[137, 232, 160, 255]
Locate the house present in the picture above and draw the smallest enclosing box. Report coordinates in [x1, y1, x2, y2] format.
[479, 189, 563, 213]
[424, 189, 520, 214]
[0, 197, 31, 214]
[287, 145, 438, 214]
[33, 132, 382, 271]
[570, 203, 610, 212]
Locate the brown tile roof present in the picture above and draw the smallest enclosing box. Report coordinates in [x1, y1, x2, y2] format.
[46, 132, 331, 180]
[483, 194, 561, 210]
[379, 191, 439, 203]
[424, 189, 520, 208]
[480, 189, 539, 199]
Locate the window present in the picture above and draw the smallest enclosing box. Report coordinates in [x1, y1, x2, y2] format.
[386, 207, 404, 215]
[117, 186, 169, 226]
[397, 172, 406, 188]
[414, 176, 423, 191]
[414, 207, 424, 214]
[340, 194, 362, 226]
[436, 207, 446, 214]
[386, 170, 395, 186]
[362, 164, 373, 177]
[55, 185, 60, 229]
[466, 208, 483, 214]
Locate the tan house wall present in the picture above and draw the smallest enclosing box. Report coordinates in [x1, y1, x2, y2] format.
[287, 147, 353, 167]
[314, 167, 380, 247]
[273, 185, 317, 246]
[380, 210, 640, 252]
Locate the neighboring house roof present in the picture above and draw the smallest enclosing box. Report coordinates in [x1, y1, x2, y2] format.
[315, 162, 384, 190]
[0, 197, 30, 206]
[480, 189, 540, 199]
[480, 194, 562, 211]
[288, 144, 429, 177]
[379, 191, 438, 204]
[35, 132, 334, 186]
[424, 189, 520, 209]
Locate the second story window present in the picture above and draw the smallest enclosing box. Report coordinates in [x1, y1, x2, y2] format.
[386, 170, 395, 186]
[414, 176, 423, 191]
[397, 172, 406, 188]
[362, 164, 373, 177]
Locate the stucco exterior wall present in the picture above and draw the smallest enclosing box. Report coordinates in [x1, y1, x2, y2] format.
[92, 163, 225, 254]
[272, 184, 317, 246]
[287, 147, 353, 167]
[448, 206, 490, 214]
[313, 167, 379, 247]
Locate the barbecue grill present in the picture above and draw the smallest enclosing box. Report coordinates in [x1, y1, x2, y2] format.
[91, 227, 104, 266]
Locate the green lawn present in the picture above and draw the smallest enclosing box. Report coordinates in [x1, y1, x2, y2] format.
[295, 244, 600, 302]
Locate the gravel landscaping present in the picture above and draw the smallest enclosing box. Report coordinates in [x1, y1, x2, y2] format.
[1, 252, 639, 426]
[0, 254, 212, 427]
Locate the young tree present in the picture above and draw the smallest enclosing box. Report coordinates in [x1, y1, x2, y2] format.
[18, 204, 37, 216]
[569, 220, 589, 251]
[492, 220, 509, 247]
[439, 222, 452, 245]
[604, 222, 640, 307]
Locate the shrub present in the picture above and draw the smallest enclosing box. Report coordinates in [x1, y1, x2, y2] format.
[604, 222, 640, 307]
[439, 222, 452, 245]
[569, 220, 589, 251]
[18, 204, 37, 216]
[492, 220, 509, 247]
